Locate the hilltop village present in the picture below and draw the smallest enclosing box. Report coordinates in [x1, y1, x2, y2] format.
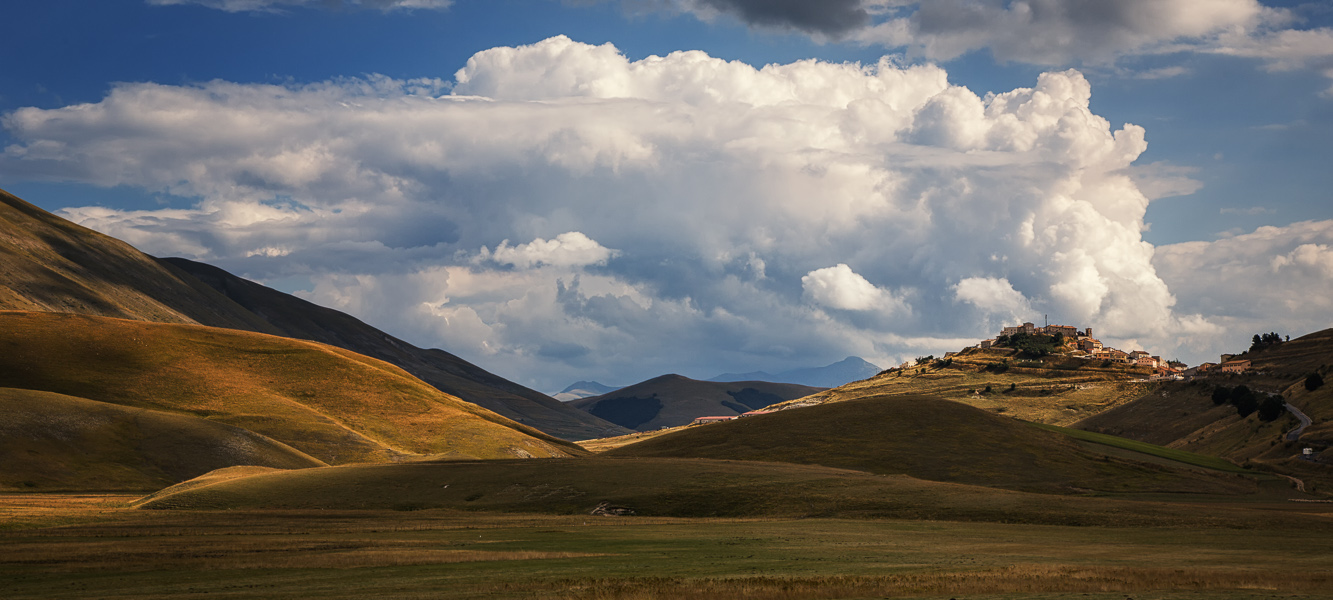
[970, 321, 1251, 380]
[686, 321, 1259, 426]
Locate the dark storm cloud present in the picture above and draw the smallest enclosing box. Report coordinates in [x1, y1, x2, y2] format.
[694, 0, 870, 36]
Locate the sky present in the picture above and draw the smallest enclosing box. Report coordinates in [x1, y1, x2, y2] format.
[2, 0, 1333, 391]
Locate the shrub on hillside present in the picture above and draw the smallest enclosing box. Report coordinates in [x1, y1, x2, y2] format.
[1010, 333, 1058, 358]
[1306, 372, 1324, 392]
[1212, 386, 1232, 405]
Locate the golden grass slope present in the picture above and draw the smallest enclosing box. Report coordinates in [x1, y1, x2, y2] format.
[605, 394, 1262, 496]
[770, 347, 1156, 425]
[0, 388, 322, 492]
[0, 187, 625, 442]
[0, 311, 585, 465]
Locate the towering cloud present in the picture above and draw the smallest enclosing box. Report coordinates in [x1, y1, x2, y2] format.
[858, 0, 1272, 64]
[1, 36, 1226, 387]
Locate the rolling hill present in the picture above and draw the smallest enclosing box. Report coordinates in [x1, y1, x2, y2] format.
[0, 188, 278, 331]
[767, 347, 1157, 425]
[0, 187, 625, 440]
[162, 258, 629, 441]
[132, 456, 1301, 528]
[570, 374, 823, 431]
[1076, 328, 1333, 489]
[603, 394, 1260, 496]
[0, 387, 324, 492]
[0, 311, 584, 476]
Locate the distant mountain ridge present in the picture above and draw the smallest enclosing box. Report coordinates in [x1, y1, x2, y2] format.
[709, 356, 881, 388]
[552, 381, 622, 402]
[0, 187, 627, 441]
[571, 374, 823, 431]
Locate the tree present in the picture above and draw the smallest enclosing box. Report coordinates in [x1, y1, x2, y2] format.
[1008, 382, 1016, 392]
[1211, 386, 1231, 405]
[984, 384, 992, 394]
[1257, 396, 1286, 422]
[1230, 385, 1258, 417]
[1306, 372, 1325, 392]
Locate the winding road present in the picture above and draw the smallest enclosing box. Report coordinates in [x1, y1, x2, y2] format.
[1285, 402, 1313, 442]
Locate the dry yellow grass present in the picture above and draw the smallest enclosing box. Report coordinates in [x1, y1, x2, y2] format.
[576, 426, 688, 451]
[0, 311, 584, 467]
[0, 388, 324, 491]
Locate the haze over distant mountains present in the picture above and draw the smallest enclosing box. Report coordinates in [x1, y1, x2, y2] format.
[570, 374, 823, 431]
[709, 356, 882, 388]
[554, 357, 881, 402]
[552, 381, 622, 402]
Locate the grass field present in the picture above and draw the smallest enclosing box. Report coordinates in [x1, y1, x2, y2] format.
[2, 494, 1332, 600]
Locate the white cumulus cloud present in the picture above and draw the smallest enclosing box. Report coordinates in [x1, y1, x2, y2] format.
[953, 276, 1029, 316]
[802, 264, 905, 313]
[1153, 220, 1333, 354]
[0, 36, 1247, 386]
[482, 232, 618, 269]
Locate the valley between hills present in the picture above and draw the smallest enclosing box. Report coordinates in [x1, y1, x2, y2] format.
[3, 185, 1333, 600]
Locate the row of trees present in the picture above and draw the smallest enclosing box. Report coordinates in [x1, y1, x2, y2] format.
[1249, 332, 1287, 352]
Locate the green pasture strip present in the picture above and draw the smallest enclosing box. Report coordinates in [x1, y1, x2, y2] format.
[1031, 422, 1251, 474]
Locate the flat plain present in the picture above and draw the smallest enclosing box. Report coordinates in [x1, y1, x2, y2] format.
[3, 493, 1333, 600]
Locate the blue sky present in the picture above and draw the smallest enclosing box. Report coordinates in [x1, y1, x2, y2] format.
[3, 0, 1333, 390]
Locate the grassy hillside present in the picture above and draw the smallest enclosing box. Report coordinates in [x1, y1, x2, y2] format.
[604, 395, 1261, 496]
[0, 188, 278, 331]
[135, 456, 1303, 527]
[570, 374, 822, 431]
[769, 347, 1156, 425]
[0, 311, 584, 467]
[1075, 329, 1333, 490]
[0, 187, 624, 441]
[162, 258, 628, 441]
[0, 388, 323, 491]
